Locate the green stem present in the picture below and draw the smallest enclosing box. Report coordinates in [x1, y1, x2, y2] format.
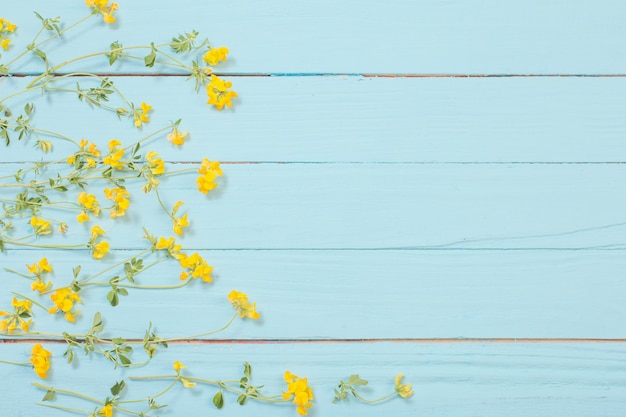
[161, 313, 237, 342]
[117, 380, 178, 404]
[35, 403, 93, 414]
[0, 359, 30, 366]
[351, 390, 397, 404]
[11, 292, 48, 311]
[32, 382, 103, 404]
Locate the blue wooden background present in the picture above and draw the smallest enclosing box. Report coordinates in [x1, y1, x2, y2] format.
[2, 1, 626, 416]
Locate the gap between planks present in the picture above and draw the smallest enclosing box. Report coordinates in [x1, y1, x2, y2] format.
[6, 73, 626, 78]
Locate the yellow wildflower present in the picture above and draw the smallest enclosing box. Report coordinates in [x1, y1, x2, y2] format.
[0, 297, 33, 333]
[283, 371, 314, 416]
[155, 236, 182, 257]
[178, 253, 213, 282]
[48, 288, 81, 322]
[0, 18, 17, 33]
[181, 379, 196, 388]
[97, 404, 113, 417]
[173, 213, 189, 236]
[196, 159, 223, 194]
[394, 373, 414, 399]
[31, 280, 51, 293]
[0, 38, 10, 51]
[104, 187, 131, 218]
[173, 360, 186, 372]
[90, 225, 106, 240]
[102, 139, 125, 169]
[86, 0, 118, 24]
[30, 216, 52, 235]
[133, 102, 152, 127]
[146, 151, 165, 176]
[167, 127, 188, 146]
[92, 241, 110, 260]
[77, 211, 90, 223]
[203, 46, 229, 66]
[206, 74, 237, 110]
[78, 192, 101, 221]
[30, 344, 52, 379]
[26, 258, 52, 275]
[227, 290, 260, 319]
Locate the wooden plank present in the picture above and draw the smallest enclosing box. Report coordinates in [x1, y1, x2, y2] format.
[2, 249, 626, 339]
[0, 342, 625, 417]
[1, 163, 626, 250]
[4, 1, 626, 74]
[3, 76, 626, 163]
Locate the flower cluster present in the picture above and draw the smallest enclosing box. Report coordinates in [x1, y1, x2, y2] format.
[48, 288, 81, 322]
[0, 297, 32, 333]
[283, 371, 314, 416]
[30, 344, 52, 379]
[30, 216, 52, 236]
[102, 139, 125, 170]
[178, 252, 213, 282]
[197, 158, 223, 194]
[27, 258, 53, 293]
[67, 139, 101, 168]
[90, 225, 109, 259]
[228, 290, 260, 320]
[206, 75, 238, 110]
[203, 46, 229, 66]
[85, 0, 118, 23]
[0, 18, 16, 50]
[133, 102, 152, 128]
[78, 192, 102, 223]
[104, 187, 131, 218]
[170, 201, 189, 236]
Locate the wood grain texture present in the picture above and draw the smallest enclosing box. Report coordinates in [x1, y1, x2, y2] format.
[0, 342, 625, 417]
[4, 0, 626, 74]
[3, 76, 626, 163]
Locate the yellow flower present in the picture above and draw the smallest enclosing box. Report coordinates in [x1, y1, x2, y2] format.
[1, 298, 33, 333]
[178, 253, 213, 282]
[31, 280, 51, 293]
[196, 159, 223, 194]
[146, 151, 165, 176]
[181, 379, 196, 388]
[394, 373, 414, 399]
[86, 0, 118, 24]
[104, 187, 131, 218]
[167, 127, 188, 146]
[26, 258, 52, 275]
[48, 289, 81, 322]
[30, 344, 52, 379]
[134, 102, 152, 127]
[30, 216, 52, 235]
[0, 18, 17, 33]
[173, 360, 186, 372]
[92, 241, 110, 260]
[205, 74, 237, 110]
[90, 225, 106, 240]
[78, 192, 101, 218]
[282, 371, 314, 416]
[173, 213, 189, 236]
[155, 236, 182, 257]
[103, 139, 125, 169]
[77, 211, 90, 223]
[227, 290, 260, 319]
[203, 46, 229, 66]
[0, 38, 11, 51]
[97, 404, 113, 417]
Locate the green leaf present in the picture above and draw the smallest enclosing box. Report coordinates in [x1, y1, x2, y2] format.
[108, 41, 122, 65]
[144, 44, 157, 68]
[33, 49, 47, 61]
[118, 354, 131, 366]
[212, 391, 224, 409]
[72, 265, 81, 278]
[110, 380, 126, 396]
[42, 390, 56, 401]
[348, 374, 368, 386]
[107, 290, 119, 306]
[243, 362, 252, 379]
[236, 394, 247, 405]
[117, 288, 129, 296]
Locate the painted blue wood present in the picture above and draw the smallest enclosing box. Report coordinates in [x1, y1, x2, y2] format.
[3, 76, 626, 163]
[2, 163, 626, 250]
[2, 249, 626, 339]
[0, 342, 625, 417]
[4, 0, 626, 74]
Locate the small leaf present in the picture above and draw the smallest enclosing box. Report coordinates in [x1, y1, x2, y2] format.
[107, 290, 119, 307]
[243, 362, 252, 379]
[110, 380, 126, 396]
[212, 391, 224, 409]
[42, 390, 56, 401]
[236, 394, 247, 405]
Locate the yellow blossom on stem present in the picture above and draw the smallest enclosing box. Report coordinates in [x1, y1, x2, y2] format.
[30, 216, 52, 235]
[92, 241, 110, 260]
[178, 252, 213, 282]
[26, 258, 52, 275]
[155, 236, 182, 257]
[394, 373, 413, 399]
[167, 126, 188, 146]
[227, 290, 260, 319]
[31, 280, 51, 293]
[283, 371, 314, 416]
[97, 404, 113, 417]
[0, 297, 33, 333]
[133, 102, 152, 127]
[196, 158, 223, 194]
[0, 18, 17, 33]
[173, 213, 189, 236]
[0, 38, 11, 51]
[48, 288, 81, 323]
[90, 225, 106, 241]
[203, 46, 229, 66]
[104, 187, 131, 218]
[103, 139, 125, 169]
[206, 74, 237, 110]
[173, 361, 186, 373]
[30, 344, 52, 379]
[146, 151, 165, 176]
[86, 0, 118, 24]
